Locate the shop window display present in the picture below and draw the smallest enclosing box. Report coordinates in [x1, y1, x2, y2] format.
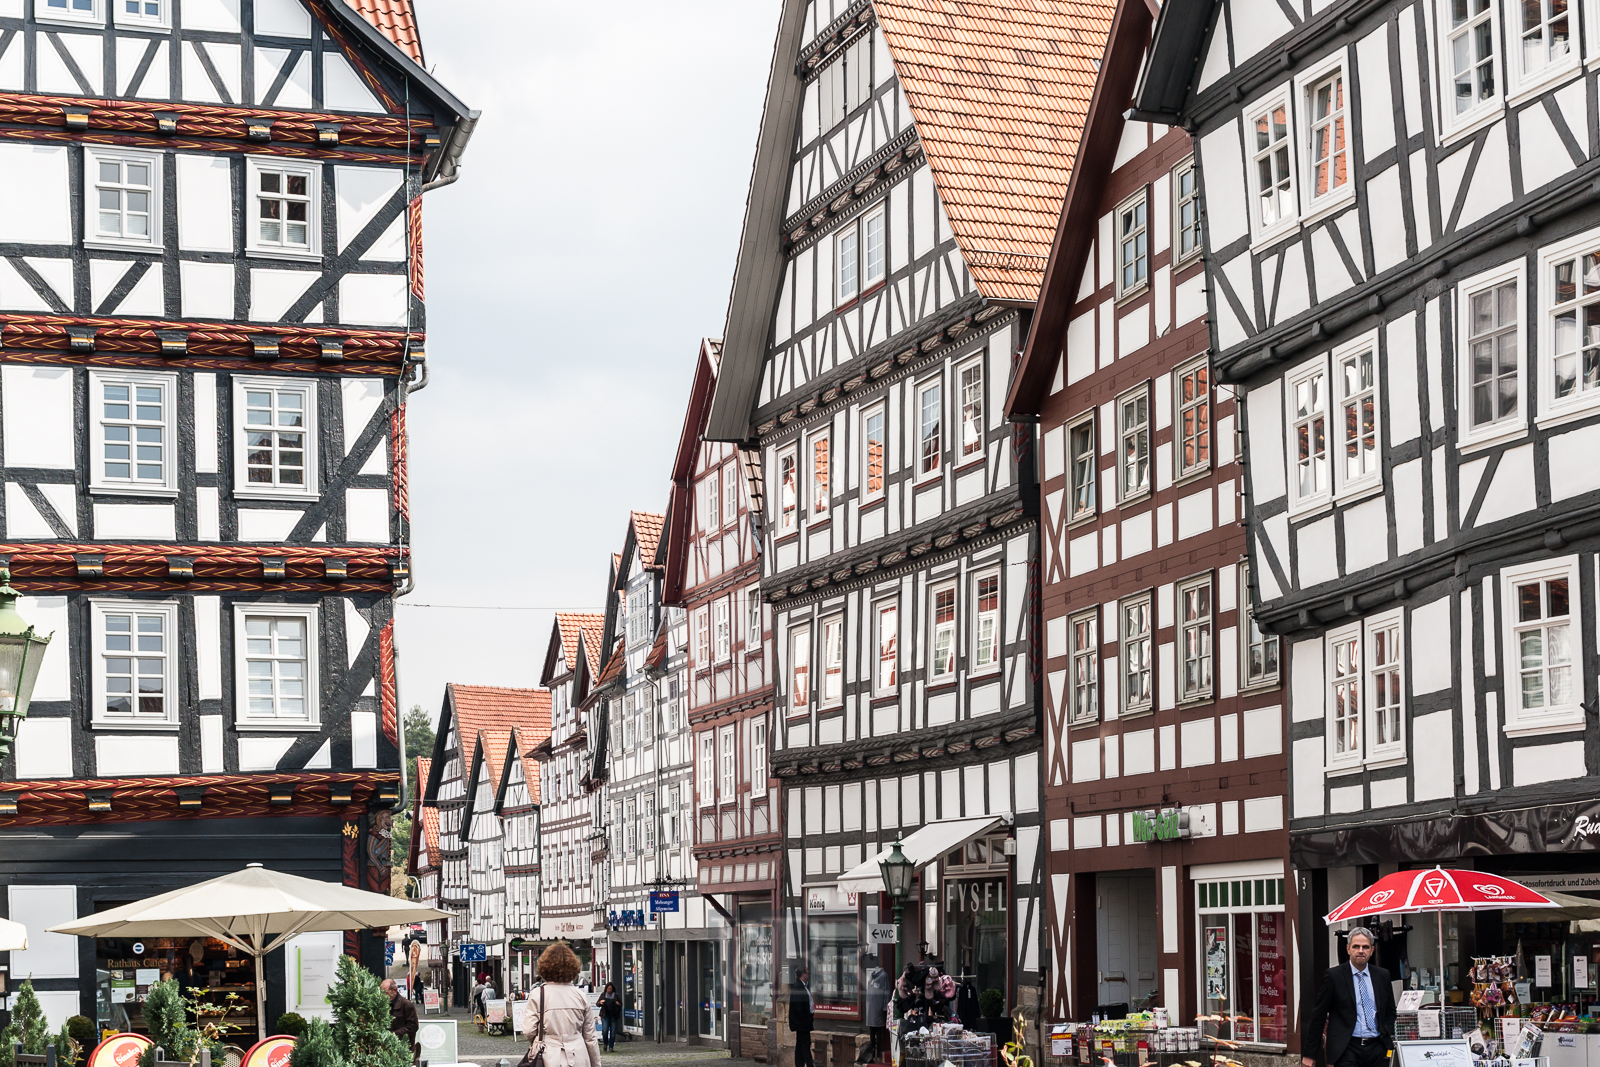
[1196, 876, 1287, 1045]
[740, 905, 775, 1029]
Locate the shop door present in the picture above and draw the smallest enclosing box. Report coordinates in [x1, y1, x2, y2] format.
[1097, 873, 1158, 1013]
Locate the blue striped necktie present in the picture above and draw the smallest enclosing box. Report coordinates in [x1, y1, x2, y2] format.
[1355, 970, 1372, 1034]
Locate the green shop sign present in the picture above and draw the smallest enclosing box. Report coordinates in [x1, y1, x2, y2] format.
[1130, 809, 1190, 843]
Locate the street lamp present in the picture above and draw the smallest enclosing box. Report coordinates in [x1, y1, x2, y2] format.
[0, 569, 52, 759]
[879, 840, 915, 981]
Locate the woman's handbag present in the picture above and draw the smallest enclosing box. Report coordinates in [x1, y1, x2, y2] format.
[517, 987, 546, 1067]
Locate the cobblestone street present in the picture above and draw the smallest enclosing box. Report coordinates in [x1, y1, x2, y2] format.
[426, 1005, 757, 1067]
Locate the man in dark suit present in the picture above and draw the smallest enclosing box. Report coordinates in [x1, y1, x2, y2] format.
[790, 964, 816, 1067]
[1304, 928, 1396, 1067]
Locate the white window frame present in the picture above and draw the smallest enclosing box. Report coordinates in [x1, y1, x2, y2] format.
[713, 597, 731, 663]
[698, 732, 715, 808]
[957, 357, 985, 462]
[1174, 356, 1212, 480]
[1243, 83, 1300, 248]
[1177, 573, 1214, 704]
[1325, 620, 1364, 772]
[1501, 554, 1585, 734]
[835, 204, 886, 305]
[232, 375, 319, 500]
[85, 147, 162, 250]
[1436, 0, 1504, 140]
[1508, 0, 1576, 100]
[1120, 593, 1154, 716]
[789, 622, 812, 711]
[776, 446, 798, 534]
[89, 370, 179, 497]
[819, 614, 844, 707]
[1067, 410, 1097, 525]
[1293, 51, 1355, 220]
[1284, 355, 1332, 514]
[721, 460, 740, 528]
[1239, 563, 1282, 692]
[751, 719, 768, 798]
[245, 156, 320, 260]
[929, 581, 958, 682]
[1329, 331, 1383, 497]
[861, 403, 887, 503]
[916, 377, 943, 481]
[746, 585, 763, 648]
[1537, 225, 1600, 426]
[970, 569, 1001, 675]
[90, 598, 180, 729]
[113, 0, 168, 28]
[1364, 608, 1407, 763]
[874, 600, 898, 694]
[1068, 607, 1099, 727]
[704, 470, 721, 532]
[1172, 156, 1203, 265]
[1116, 383, 1151, 504]
[232, 601, 320, 730]
[1457, 260, 1527, 449]
[37, 0, 102, 25]
[719, 724, 737, 802]
[1114, 189, 1149, 299]
[810, 428, 831, 517]
[694, 607, 710, 668]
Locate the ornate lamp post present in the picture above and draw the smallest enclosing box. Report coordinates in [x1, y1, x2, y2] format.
[878, 840, 915, 981]
[0, 569, 52, 759]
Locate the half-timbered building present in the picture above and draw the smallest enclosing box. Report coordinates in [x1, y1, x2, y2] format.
[662, 339, 777, 1059]
[0, 0, 474, 1036]
[462, 729, 509, 985]
[423, 684, 542, 1005]
[536, 611, 606, 976]
[705, 0, 1113, 1046]
[405, 754, 446, 999]
[1134, 0, 1600, 1021]
[1007, 0, 1295, 1043]
[497, 726, 543, 994]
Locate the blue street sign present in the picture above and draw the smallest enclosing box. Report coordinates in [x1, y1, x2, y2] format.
[385, 942, 395, 965]
[650, 891, 679, 914]
[459, 942, 487, 962]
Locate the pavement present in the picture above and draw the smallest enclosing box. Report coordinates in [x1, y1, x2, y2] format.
[424, 1004, 759, 1067]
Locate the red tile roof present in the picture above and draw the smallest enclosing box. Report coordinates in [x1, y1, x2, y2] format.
[515, 727, 545, 804]
[448, 685, 552, 762]
[643, 620, 670, 672]
[597, 641, 626, 687]
[476, 729, 513, 796]
[345, 0, 423, 63]
[631, 511, 665, 570]
[555, 613, 606, 679]
[875, 0, 1116, 303]
[420, 804, 440, 867]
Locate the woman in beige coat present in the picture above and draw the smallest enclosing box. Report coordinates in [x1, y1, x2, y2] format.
[523, 942, 602, 1067]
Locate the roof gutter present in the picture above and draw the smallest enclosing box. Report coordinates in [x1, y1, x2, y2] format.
[421, 110, 481, 192]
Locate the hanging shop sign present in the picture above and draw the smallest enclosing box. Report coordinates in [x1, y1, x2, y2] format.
[1132, 809, 1191, 843]
[649, 891, 679, 914]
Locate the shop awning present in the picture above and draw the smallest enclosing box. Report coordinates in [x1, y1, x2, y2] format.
[836, 815, 1011, 894]
[1503, 890, 1600, 922]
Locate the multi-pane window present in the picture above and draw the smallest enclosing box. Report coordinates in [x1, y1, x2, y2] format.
[237, 378, 314, 496]
[918, 380, 943, 476]
[695, 608, 710, 666]
[699, 733, 715, 807]
[1196, 876, 1289, 1044]
[778, 448, 798, 533]
[705, 471, 721, 530]
[875, 603, 898, 691]
[1511, 569, 1574, 716]
[811, 431, 830, 515]
[1306, 70, 1348, 199]
[789, 624, 811, 709]
[1368, 616, 1404, 754]
[1329, 627, 1361, 762]
[1335, 345, 1379, 487]
[1068, 414, 1096, 522]
[237, 607, 317, 724]
[1117, 193, 1149, 296]
[1250, 99, 1294, 230]
[1548, 248, 1600, 406]
[722, 460, 740, 527]
[751, 720, 768, 798]
[1466, 277, 1520, 432]
[624, 798, 636, 854]
[622, 693, 636, 750]
[836, 207, 886, 304]
[642, 793, 656, 851]
[250, 161, 316, 253]
[1118, 387, 1150, 501]
[94, 374, 173, 492]
[863, 405, 886, 500]
[1176, 359, 1211, 478]
[720, 725, 737, 800]
[820, 616, 844, 705]
[1068, 609, 1099, 726]
[972, 573, 1000, 672]
[42, 0, 99, 20]
[1179, 576, 1213, 702]
[1288, 362, 1328, 506]
[1447, 0, 1497, 120]
[1174, 158, 1202, 262]
[1240, 564, 1281, 689]
[959, 361, 984, 459]
[1121, 596, 1153, 714]
[930, 584, 957, 681]
[94, 602, 177, 725]
[1517, 0, 1570, 77]
[746, 586, 762, 647]
[89, 151, 157, 245]
[713, 598, 731, 662]
[667, 786, 683, 843]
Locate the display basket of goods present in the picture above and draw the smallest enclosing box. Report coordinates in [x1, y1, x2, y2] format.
[1470, 957, 1521, 1026]
[1395, 1008, 1483, 1041]
[929, 1029, 995, 1067]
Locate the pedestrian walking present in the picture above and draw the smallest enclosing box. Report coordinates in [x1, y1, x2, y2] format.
[789, 964, 815, 1067]
[595, 982, 622, 1052]
[381, 979, 420, 1065]
[1303, 927, 1396, 1067]
[521, 943, 601, 1067]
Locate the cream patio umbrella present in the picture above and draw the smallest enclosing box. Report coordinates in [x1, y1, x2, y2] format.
[48, 863, 451, 1038]
[0, 916, 27, 951]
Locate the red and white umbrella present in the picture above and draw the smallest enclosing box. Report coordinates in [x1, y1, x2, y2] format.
[1325, 867, 1559, 1002]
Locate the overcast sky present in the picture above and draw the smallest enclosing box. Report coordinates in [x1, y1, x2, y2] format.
[393, 0, 778, 726]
